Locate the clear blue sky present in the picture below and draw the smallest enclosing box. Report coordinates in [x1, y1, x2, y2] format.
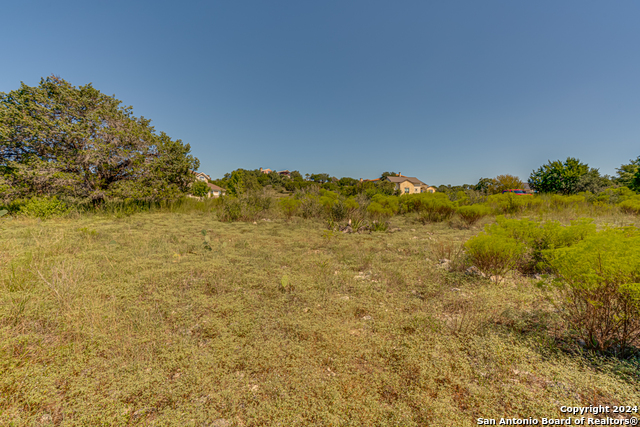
[2, 1, 639, 185]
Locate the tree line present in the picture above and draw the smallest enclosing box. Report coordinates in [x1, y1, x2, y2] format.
[2, 77, 638, 209]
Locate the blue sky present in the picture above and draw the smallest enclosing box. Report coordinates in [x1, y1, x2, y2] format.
[2, 1, 639, 185]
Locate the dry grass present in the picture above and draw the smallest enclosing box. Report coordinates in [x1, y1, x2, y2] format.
[0, 211, 638, 426]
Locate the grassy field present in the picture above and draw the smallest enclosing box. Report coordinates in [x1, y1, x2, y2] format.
[1, 210, 639, 426]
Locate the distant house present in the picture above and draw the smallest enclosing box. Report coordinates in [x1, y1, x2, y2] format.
[383, 174, 436, 195]
[207, 183, 226, 198]
[278, 170, 291, 178]
[192, 171, 212, 182]
[259, 168, 273, 174]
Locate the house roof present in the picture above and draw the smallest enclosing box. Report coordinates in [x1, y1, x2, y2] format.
[192, 170, 212, 180]
[385, 176, 425, 186]
[207, 183, 225, 191]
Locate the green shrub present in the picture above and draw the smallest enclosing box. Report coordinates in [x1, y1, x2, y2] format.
[370, 194, 399, 214]
[592, 186, 636, 204]
[191, 180, 210, 197]
[543, 228, 640, 354]
[219, 197, 242, 222]
[548, 194, 588, 210]
[464, 233, 526, 279]
[299, 195, 323, 219]
[344, 197, 360, 217]
[371, 220, 389, 232]
[482, 216, 596, 273]
[456, 205, 491, 227]
[367, 194, 398, 221]
[367, 202, 394, 221]
[486, 193, 540, 215]
[279, 197, 301, 219]
[416, 194, 456, 223]
[399, 192, 447, 213]
[19, 196, 69, 219]
[619, 198, 640, 215]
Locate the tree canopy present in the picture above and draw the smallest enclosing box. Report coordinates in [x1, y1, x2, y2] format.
[616, 157, 640, 191]
[528, 157, 596, 194]
[0, 76, 199, 203]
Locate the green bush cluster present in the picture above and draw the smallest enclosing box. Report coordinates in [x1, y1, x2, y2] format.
[279, 198, 301, 219]
[544, 228, 640, 354]
[486, 193, 541, 214]
[191, 180, 210, 197]
[471, 216, 596, 274]
[217, 193, 272, 222]
[464, 233, 526, 279]
[619, 197, 640, 215]
[456, 205, 491, 227]
[400, 193, 456, 223]
[465, 216, 640, 354]
[367, 194, 398, 221]
[18, 196, 70, 219]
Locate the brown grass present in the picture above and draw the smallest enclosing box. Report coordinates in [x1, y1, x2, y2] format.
[0, 211, 638, 426]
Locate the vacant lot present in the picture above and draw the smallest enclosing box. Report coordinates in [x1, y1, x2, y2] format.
[1, 212, 638, 426]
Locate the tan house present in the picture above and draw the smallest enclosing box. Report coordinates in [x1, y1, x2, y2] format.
[192, 171, 212, 182]
[384, 175, 436, 195]
[206, 183, 226, 198]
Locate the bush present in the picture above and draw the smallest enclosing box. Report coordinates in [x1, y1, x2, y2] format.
[482, 216, 596, 273]
[299, 195, 323, 219]
[456, 205, 491, 227]
[544, 228, 640, 354]
[416, 194, 456, 223]
[464, 233, 526, 279]
[371, 220, 389, 232]
[367, 194, 398, 221]
[279, 197, 301, 219]
[593, 186, 636, 204]
[219, 197, 242, 222]
[486, 193, 540, 215]
[619, 198, 640, 215]
[191, 181, 209, 197]
[19, 196, 69, 219]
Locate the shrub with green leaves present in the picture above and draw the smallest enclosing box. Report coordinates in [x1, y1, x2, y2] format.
[218, 197, 242, 222]
[481, 216, 596, 273]
[298, 195, 323, 219]
[367, 194, 398, 221]
[464, 233, 526, 279]
[619, 197, 640, 215]
[456, 205, 491, 227]
[367, 202, 394, 221]
[543, 228, 640, 354]
[416, 194, 456, 223]
[593, 186, 636, 204]
[191, 180, 209, 197]
[19, 196, 69, 219]
[486, 193, 540, 215]
[279, 197, 301, 219]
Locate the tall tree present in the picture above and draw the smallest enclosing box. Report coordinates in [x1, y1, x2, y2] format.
[0, 76, 199, 202]
[616, 156, 640, 190]
[528, 157, 593, 194]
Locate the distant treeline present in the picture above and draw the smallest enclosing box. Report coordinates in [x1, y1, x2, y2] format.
[2, 77, 639, 211]
[208, 156, 640, 199]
